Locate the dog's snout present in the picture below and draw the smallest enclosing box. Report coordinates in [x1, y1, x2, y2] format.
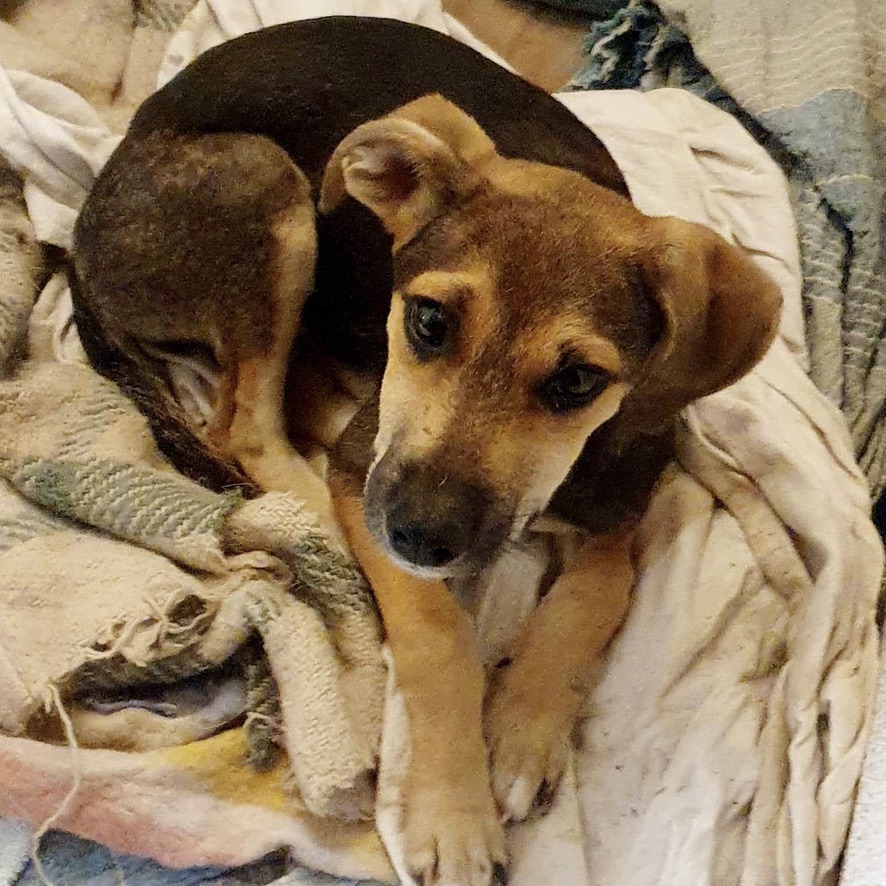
[384, 465, 490, 570]
[387, 519, 460, 568]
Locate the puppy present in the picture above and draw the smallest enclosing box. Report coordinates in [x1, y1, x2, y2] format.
[71, 17, 782, 886]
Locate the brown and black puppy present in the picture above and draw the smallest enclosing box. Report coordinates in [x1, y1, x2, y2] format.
[71, 17, 782, 886]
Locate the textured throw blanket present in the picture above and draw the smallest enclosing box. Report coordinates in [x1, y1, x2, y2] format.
[0, 1, 391, 883]
[565, 6, 886, 882]
[0, 2, 883, 886]
[568, 0, 886, 502]
[0, 156, 391, 874]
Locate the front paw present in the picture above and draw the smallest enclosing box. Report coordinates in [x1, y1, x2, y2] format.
[404, 777, 506, 886]
[484, 665, 577, 822]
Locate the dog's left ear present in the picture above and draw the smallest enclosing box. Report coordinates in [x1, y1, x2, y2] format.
[319, 94, 496, 249]
[619, 216, 783, 434]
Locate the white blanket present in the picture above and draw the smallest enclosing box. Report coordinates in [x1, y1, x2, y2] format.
[0, 2, 882, 885]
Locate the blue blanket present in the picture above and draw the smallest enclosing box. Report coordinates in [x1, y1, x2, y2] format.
[9, 828, 366, 886]
[568, 0, 886, 507]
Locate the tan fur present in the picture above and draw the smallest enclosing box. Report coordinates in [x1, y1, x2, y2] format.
[373, 288, 633, 537]
[214, 185, 339, 529]
[331, 476, 505, 884]
[319, 96, 497, 251]
[485, 527, 635, 818]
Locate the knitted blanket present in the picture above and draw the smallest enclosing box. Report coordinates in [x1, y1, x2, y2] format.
[0, 158, 391, 878]
[0, 1, 391, 882]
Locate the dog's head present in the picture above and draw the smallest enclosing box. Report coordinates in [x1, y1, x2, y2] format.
[320, 96, 782, 578]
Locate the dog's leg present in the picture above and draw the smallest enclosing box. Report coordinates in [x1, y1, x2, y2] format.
[331, 475, 505, 886]
[222, 197, 337, 529]
[485, 528, 634, 821]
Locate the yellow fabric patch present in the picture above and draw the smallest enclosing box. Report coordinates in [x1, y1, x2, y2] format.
[153, 727, 292, 812]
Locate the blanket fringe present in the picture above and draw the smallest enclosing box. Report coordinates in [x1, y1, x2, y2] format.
[31, 684, 83, 886]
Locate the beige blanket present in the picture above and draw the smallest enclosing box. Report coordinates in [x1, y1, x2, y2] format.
[0, 0, 392, 881]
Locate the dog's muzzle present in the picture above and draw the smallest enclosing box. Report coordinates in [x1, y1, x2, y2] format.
[366, 455, 500, 572]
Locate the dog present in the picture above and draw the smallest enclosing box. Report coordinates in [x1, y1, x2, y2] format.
[70, 17, 782, 886]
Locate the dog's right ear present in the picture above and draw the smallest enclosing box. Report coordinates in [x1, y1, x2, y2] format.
[319, 94, 496, 249]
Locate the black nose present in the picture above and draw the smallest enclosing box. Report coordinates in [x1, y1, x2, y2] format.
[387, 520, 461, 568]
[384, 466, 490, 569]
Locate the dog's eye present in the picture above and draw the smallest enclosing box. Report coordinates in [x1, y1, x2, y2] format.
[540, 363, 609, 413]
[404, 297, 450, 358]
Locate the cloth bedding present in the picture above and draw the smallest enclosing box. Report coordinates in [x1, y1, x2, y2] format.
[568, 0, 886, 503]
[0, 2, 882, 886]
[564, 5, 886, 882]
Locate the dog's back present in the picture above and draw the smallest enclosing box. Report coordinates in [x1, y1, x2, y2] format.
[129, 18, 626, 194]
[71, 18, 630, 491]
[125, 17, 629, 373]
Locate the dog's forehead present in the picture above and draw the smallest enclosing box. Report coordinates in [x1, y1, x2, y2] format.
[400, 171, 648, 284]
[394, 177, 659, 362]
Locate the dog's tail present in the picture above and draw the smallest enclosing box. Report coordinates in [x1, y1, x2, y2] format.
[67, 263, 258, 497]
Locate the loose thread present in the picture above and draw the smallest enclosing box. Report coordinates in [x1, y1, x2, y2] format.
[30, 684, 83, 886]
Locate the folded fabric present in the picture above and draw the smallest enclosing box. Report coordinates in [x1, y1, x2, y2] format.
[0, 55, 390, 880]
[570, 0, 886, 501]
[0, 232, 391, 880]
[0, 3, 882, 886]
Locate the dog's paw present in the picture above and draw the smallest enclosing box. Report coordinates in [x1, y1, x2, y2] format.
[404, 780, 506, 886]
[484, 666, 576, 822]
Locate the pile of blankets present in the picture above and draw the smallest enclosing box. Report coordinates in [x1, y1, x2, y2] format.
[0, 1, 883, 885]
[568, 0, 886, 502]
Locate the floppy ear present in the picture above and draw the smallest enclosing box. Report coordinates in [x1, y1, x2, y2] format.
[319, 94, 496, 249]
[619, 216, 783, 434]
